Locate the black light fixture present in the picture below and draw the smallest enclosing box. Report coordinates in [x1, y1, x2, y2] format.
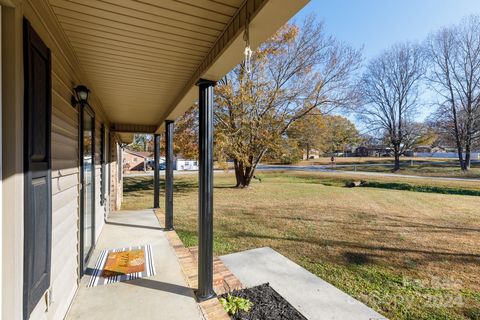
[71, 85, 90, 107]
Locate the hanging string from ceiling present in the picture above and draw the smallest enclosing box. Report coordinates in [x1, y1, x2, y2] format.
[243, 12, 252, 74]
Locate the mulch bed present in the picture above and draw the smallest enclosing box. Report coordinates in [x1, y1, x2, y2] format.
[220, 283, 307, 320]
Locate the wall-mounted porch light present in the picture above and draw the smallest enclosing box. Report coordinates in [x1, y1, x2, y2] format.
[71, 85, 90, 107]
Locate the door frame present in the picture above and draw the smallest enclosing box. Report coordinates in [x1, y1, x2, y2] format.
[79, 103, 95, 276]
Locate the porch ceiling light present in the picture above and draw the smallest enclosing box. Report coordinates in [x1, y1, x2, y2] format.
[74, 85, 90, 105]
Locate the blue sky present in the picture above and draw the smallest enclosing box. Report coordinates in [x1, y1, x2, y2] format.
[293, 1, 480, 131]
[295, 0, 480, 61]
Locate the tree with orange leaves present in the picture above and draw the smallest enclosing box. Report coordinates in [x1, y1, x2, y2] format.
[214, 16, 362, 187]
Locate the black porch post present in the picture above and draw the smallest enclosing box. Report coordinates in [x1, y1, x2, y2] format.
[153, 134, 160, 209]
[165, 120, 174, 231]
[196, 78, 216, 301]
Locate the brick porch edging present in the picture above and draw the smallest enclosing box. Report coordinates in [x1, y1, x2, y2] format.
[154, 209, 242, 320]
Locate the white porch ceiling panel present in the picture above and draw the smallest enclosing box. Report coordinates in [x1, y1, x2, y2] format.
[47, 0, 309, 128]
[48, 0, 244, 126]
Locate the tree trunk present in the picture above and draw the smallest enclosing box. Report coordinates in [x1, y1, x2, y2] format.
[233, 159, 245, 187]
[456, 145, 466, 171]
[451, 103, 466, 171]
[233, 150, 268, 188]
[464, 137, 471, 171]
[233, 160, 256, 188]
[306, 144, 310, 160]
[233, 160, 250, 188]
[463, 114, 475, 171]
[393, 144, 401, 172]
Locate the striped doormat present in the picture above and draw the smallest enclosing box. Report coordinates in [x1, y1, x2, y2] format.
[87, 244, 156, 287]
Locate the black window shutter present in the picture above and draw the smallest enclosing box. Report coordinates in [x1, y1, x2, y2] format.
[23, 18, 52, 320]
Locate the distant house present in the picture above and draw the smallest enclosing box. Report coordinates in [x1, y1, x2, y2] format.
[431, 146, 457, 153]
[408, 145, 480, 159]
[123, 150, 154, 171]
[143, 157, 198, 171]
[176, 159, 199, 171]
[413, 145, 432, 153]
[355, 145, 391, 157]
[413, 150, 480, 159]
[303, 149, 321, 159]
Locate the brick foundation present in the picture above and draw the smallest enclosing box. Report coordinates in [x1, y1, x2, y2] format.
[154, 209, 242, 320]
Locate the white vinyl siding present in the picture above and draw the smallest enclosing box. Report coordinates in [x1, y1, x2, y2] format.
[23, 1, 110, 319]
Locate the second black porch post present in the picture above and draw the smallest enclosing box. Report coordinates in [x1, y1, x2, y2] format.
[196, 78, 216, 301]
[153, 134, 160, 209]
[165, 120, 174, 231]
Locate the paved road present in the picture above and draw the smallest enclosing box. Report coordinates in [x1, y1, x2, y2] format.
[259, 160, 480, 170]
[125, 161, 479, 183]
[256, 164, 480, 182]
[125, 170, 199, 177]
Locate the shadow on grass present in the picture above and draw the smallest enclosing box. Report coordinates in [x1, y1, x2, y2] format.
[123, 177, 198, 194]
[172, 180, 197, 193]
[260, 213, 480, 233]
[214, 185, 240, 189]
[343, 252, 372, 265]
[123, 177, 154, 193]
[235, 203, 480, 234]
[361, 181, 480, 196]
[227, 231, 480, 263]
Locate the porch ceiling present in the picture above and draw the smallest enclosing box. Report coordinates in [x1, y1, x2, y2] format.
[47, 0, 308, 130]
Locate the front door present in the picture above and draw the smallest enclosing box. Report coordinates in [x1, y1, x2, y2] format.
[23, 19, 52, 319]
[80, 105, 95, 274]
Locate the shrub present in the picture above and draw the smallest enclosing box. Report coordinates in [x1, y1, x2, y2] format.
[219, 293, 253, 315]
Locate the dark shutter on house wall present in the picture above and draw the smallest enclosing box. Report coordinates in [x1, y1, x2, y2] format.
[23, 18, 52, 320]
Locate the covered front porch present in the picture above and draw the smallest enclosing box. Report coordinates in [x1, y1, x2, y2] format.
[66, 209, 203, 320]
[54, 0, 309, 303]
[1, 0, 383, 319]
[1, 1, 309, 319]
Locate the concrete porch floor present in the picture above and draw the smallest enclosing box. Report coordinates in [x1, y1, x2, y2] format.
[66, 210, 203, 320]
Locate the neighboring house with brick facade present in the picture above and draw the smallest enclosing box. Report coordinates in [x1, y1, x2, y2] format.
[123, 150, 153, 171]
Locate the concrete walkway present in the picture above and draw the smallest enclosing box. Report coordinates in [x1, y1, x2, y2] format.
[66, 210, 203, 320]
[221, 247, 387, 320]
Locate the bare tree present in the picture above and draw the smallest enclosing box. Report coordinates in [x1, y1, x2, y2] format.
[215, 16, 362, 187]
[358, 43, 425, 171]
[425, 15, 480, 170]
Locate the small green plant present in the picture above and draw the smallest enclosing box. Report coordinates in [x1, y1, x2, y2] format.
[219, 293, 253, 315]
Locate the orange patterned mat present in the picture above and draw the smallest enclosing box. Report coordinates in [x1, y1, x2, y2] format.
[87, 244, 155, 287]
[101, 249, 145, 278]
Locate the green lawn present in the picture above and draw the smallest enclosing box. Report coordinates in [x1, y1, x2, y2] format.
[122, 172, 480, 320]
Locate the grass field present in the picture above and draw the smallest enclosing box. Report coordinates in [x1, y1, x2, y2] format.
[122, 172, 480, 320]
[332, 162, 480, 179]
